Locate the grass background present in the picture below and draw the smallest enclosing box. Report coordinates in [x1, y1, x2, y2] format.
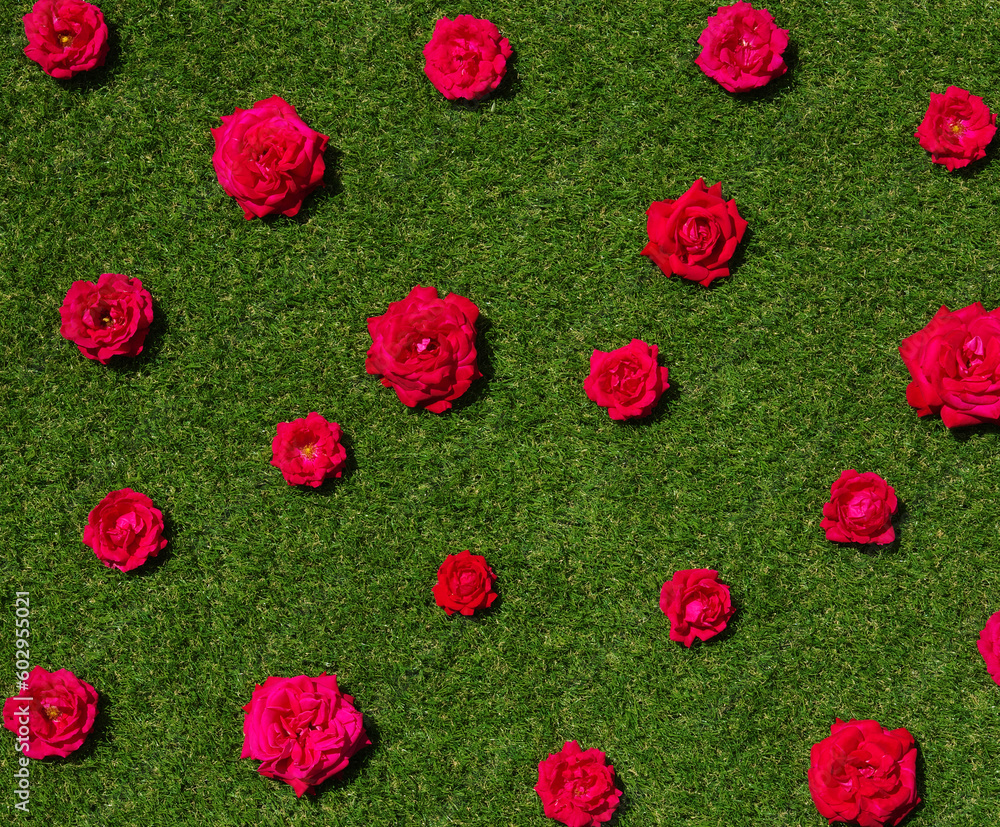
[2, 0, 1000, 824]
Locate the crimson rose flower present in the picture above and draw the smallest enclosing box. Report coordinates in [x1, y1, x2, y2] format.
[22, 0, 109, 79]
[59, 273, 153, 364]
[660, 568, 734, 646]
[820, 470, 897, 545]
[83, 488, 167, 572]
[3, 666, 98, 759]
[423, 15, 512, 101]
[212, 96, 329, 219]
[432, 550, 497, 616]
[978, 610, 1000, 687]
[241, 673, 369, 797]
[270, 412, 347, 487]
[365, 285, 482, 413]
[641, 179, 748, 286]
[695, 2, 789, 93]
[584, 339, 669, 420]
[808, 718, 920, 827]
[915, 86, 996, 171]
[899, 301, 1000, 428]
[535, 740, 622, 827]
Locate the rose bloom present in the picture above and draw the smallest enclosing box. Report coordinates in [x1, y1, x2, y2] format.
[660, 568, 734, 646]
[899, 301, 1000, 428]
[2, 666, 98, 759]
[820, 470, 898, 545]
[809, 718, 920, 827]
[83, 488, 167, 572]
[432, 550, 498, 616]
[915, 86, 996, 171]
[695, 2, 789, 93]
[212, 96, 329, 219]
[978, 610, 1000, 687]
[270, 412, 347, 488]
[59, 273, 154, 364]
[241, 673, 369, 797]
[423, 15, 512, 101]
[584, 339, 669, 421]
[22, 0, 109, 79]
[365, 285, 482, 413]
[641, 179, 748, 286]
[534, 740, 622, 827]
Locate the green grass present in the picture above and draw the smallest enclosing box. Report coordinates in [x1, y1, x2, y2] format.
[3, 0, 1000, 824]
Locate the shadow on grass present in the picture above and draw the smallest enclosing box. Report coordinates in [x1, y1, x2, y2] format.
[296, 429, 356, 496]
[118, 509, 173, 578]
[638, 226, 754, 291]
[298, 715, 380, 802]
[445, 48, 521, 109]
[97, 295, 167, 374]
[52, 23, 121, 92]
[38, 685, 113, 763]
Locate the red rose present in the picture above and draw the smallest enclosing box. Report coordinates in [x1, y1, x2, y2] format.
[83, 488, 167, 572]
[915, 86, 996, 171]
[365, 285, 482, 413]
[211, 96, 329, 219]
[978, 610, 1000, 687]
[659, 568, 734, 646]
[641, 179, 748, 286]
[59, 273, 153, 364]
[695, 2, 789, 93]
[423, 15, 512, 102]
[270, 412, 347, 488]
[241, 673, 369, 797]
[2, 666, 98, 759]
[534, 740, 622, 827]
[22, 0, 109, 79]
[584, 339, 669, 421]
[432, 550, 498, 616]
[899, 301, 1000, 428]
[808, 718, 920, 827]
[820, 470, 897, 545]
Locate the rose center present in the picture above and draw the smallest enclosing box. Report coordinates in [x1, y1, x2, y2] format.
[300, 443, 316, 459]
[57, 32, 74, 47]
[962, 334, 985, 367]
[415, 336, 436, 354]
[43, 704, 62, 721]
[948, 119, 965, 136]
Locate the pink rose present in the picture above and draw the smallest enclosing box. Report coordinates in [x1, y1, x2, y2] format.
[641, 179, 748, 286]
[978, 610, 1000, 687]
[83, 488, 167, 572]
[432, 550, 498, 616]
[659, 568, 734, 646]
[270, 412, 347, 488]
[22, 0, 109, 79]
[808, 718, 920, 827]
[695, 2, 789, 93]
[423, 15, 512, 101]
[211, 96, 329, 219]
[915, 86, 996, 171]
[534, 740, 622, 827]
[820, 470, 897, 545]
[584, 339, 669, 420]
[365, 285, 482, 413]
[59, 273, 154, 364]
[241, 673, 369, 797]
[3, 666, 98, 759]
[899, 301, 1000, 428]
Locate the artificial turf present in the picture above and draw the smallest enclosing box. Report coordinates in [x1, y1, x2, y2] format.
[2, 0, 1000, 824]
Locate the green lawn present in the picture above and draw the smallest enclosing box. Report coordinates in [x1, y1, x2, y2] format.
[3, 0, 1000, 824]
